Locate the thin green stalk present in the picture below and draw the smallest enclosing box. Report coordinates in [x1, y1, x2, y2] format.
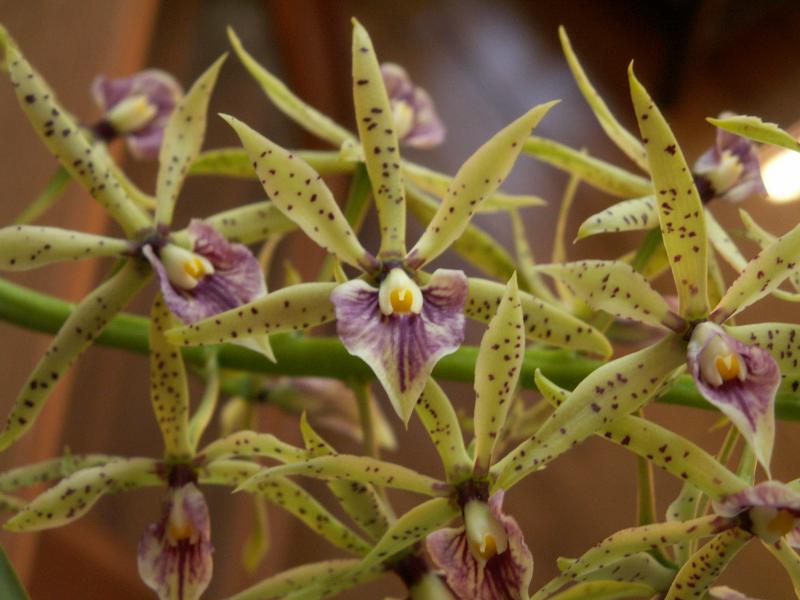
[13, 165, 70, 224]
[352, 381, 377, 459]
[631, 227, 663, 272]
[1, 276, 799, 418]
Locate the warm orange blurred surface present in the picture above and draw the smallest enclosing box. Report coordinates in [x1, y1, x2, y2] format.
[1, 1, 800, 598]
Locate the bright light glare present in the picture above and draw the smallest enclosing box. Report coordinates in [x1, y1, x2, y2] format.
[762, 150, 800, 203]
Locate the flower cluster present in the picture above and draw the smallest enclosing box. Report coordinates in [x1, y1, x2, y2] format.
[0, 16, 799, 600]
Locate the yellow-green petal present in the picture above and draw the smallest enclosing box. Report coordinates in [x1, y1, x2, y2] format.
[726, 323, 800, 396]
[546, 580, 656, 600]
[629, 65, 708, 320]
[190, 148, 354, 178]
[198, 201, 296, 245]
[0, 454, 117, 493]
[708, 114, 800, 153]
[576, 196, 657, 240]
[416, 379, 472, 484]
[223, 559, 364, 600]
[199, 430, 308, 464]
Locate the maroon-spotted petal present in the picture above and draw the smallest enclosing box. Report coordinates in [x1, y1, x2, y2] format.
[143, 220, 266, 324]
[381, 62, 445, 149]
[713, 481, 800, 545]
[92, 69, 183, 159]
[693, 120, 766, 204]
[426, 490, 533, 600]
[331, 269, 467, 423]
[137, 483, 213, 600]
[687, 322, 779, 470]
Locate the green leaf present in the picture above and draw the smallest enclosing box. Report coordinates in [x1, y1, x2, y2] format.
[534, 260, 685, 331]
[221, 115, 376, 271]
[149, 295, 192, 460]
[165, 282, 337, 348]
[352, 19, 406, 259]
[0, 225, 130, 271]
[576, 196, 657, 239]
[239, 454, 449, 497]
[546, 580, 656, 600]
[523, 136, 652, 197]
[494, 335, 686, 490]
[198, 201, 296, 245]
[0, 261, 149, 452]
[559, 26, 649, 172]
[155, 54, 226, 226]
[4, 458, 160, 532]
[473, 274, 524, 475]
[406, 183, 517, 282]
[227, 27, 354, 147]
[711, 221, 800, 322]
[222, 559, 364, 600]
[4, 44, 149, 235]
[465, 277, 612, 358]
[299, 413, 393, 541]
[407, 101, 558, 269]
[0, 544, 31, 600]
[664, 529, 751, 600]
[708, 114, 800, 153]
[726, 323, 800, 396]
[629, 65, 708, 320]
[416, 379, 472, 484]
[199, 430, 308, 464]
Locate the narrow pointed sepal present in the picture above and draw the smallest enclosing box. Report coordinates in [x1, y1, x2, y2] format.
[473, 274, 524, 474]
[629, 65, 709, 320]
[221, 114, 375, 271]
[5, 44, 149, 234]
[331, 269, 468, 423]
[4, 457, 160, 531]
[534, 260, 685, 331]
[739, 209, 800, 299]
[427, 490, 533, 600]
[576, 196, 657, 239]
[150, 295, 192, 460]
[707, 114, 800, 153]
[705, 210, 748, 271]
[0, 226, 130, 271]
[138, 483, 213, 600]
[352, 20, 406, 259]
[166, 282, 337, 347]
[155, 54, 226, 226]
[222, 559, 364, 600]
[407, 101, 558, 269]
[200, 201, 296, 245]
[546, 581, 656, 600]
[0, 260, 148, 451]
[465, 278, 613, 358]
[416, 379, 472, 484]
[687, 322, 779, 471]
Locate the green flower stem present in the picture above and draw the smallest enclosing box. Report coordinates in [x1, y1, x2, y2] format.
[13, 165, 70, 225]
[2, 275, 799, 418]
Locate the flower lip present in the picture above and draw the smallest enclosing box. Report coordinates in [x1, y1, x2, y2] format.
[713, 481, 800, 544]
[691, 322, 747, 387]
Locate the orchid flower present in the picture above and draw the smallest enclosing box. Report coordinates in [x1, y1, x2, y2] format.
[492, 65, 800, 489]
[164, 20, 611, 423]
[380, 62, 445, 149]
[0, 39, 299, 451]
[91, 69, 183, 160]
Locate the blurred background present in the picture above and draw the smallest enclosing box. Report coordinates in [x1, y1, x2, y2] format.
[1, 0, 800, 597]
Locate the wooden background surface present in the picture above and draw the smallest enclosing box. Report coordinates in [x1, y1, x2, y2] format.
[1, 0, 800, 597]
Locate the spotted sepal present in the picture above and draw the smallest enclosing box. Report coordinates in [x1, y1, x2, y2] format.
[546, 580, 656, 600]
[165, 282, 337, 347]
[149, 295, 192, 460]
[559, 27, 649, 171]
[509, 210, 558, 303]
[416, 379, 472, 484]
[666, 481, 702, 564]
[238, 454, 449, 497]
[711, 221, 800, 323]
[630, 66, 709, 320]
[406, 183, 516, 282]
[0, 225, 130, 271]
[402, 160, 546, 212]
[739, 209, 800, 301]
[299, 413, 392, 542]
[494, 335, 685, 490]
[222, 559, 364, 600]
[155, 55, 226, 226]
[473, 274, 524, 475]
[5, 45, 149, 235]
[726, 323, 800, 396]
[0, 454, 117, 493]
[0, 260, 149, 452]
[465, 277, 612, 358]
[190, 148, 354, 179]
[708, 115, 800, 153]
[664, 528, 752, 600]
[523, 136, 653, 197]
[227, 27, 354, 147]
[198, 201, 296, 245]
[282, 563, 387, 600]
[552, 553, 675, 595]
[407, 101, 558, 269]
[198, 430, 308, 464]
[352, 20, 406, 259]
[4, 457, 160, 532]
[534, 260, 685, 331]
[576, 196, 657, 240]
[222, 115, 375, 271]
